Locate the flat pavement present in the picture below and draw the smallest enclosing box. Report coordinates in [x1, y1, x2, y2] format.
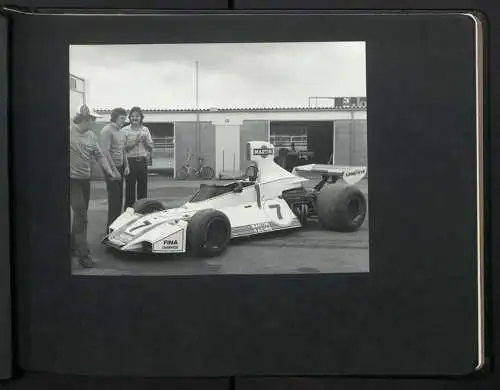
[73, 176, 369, 276]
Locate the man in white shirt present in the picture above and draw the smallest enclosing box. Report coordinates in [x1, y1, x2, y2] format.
[123, 106, 154, 209]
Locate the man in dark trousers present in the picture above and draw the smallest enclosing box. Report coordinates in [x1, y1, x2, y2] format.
[99, 107, 129, 233]
[123, 106, 154, 209]
[70, 105, 118, 268]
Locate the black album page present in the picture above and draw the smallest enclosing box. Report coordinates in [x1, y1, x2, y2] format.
[8, 8, 486, 381]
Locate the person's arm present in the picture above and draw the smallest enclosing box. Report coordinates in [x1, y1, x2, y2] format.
[99, 127, 119, 175]
[122, 132, 130, 172]
[97, 155, 115, 178]
[91, 134, 117, 178]
[124, 128, 141, 152]
[123, 150, 129, 170]
[143, 127, 154, 152]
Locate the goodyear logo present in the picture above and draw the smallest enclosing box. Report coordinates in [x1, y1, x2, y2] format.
[252, 145, 273, 158]
[344, 168, 366, 177]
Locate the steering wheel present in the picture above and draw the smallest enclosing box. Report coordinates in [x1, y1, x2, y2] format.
[233, 182, 243, 193]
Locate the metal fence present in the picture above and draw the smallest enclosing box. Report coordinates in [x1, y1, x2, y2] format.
[269, 135, 308, 153]
[150, 136, 175, 169]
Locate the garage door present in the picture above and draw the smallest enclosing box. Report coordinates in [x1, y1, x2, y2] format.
[333, 119, 368, 166]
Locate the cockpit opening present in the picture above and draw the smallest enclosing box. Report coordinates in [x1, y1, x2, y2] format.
[189, 181, 255, 203]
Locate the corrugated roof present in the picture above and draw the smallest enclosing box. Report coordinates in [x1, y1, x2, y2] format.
[94, 105, 367, 114]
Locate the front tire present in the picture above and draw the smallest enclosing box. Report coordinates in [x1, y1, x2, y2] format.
[187, 209, 231, 257]
[133, 198, 166, 215]
[316, 184, 367, 232]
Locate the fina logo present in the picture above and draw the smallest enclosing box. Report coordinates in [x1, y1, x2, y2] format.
[252, 145, 273, 158]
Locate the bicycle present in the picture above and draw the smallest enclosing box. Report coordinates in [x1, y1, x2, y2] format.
[177, 152, 215, 180]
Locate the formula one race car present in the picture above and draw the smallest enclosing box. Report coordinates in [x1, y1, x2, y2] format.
[102, 141, 368, 258]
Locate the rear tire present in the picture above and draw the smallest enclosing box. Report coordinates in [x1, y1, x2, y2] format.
[133, 198, 166, 215]
[187, 209, 231, 257]
[316, 184, 367, 232]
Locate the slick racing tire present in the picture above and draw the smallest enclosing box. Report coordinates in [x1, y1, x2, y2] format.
[133, 198, 166, 215]
[316, 184, 367, 232]
[187, 209, 231, 257]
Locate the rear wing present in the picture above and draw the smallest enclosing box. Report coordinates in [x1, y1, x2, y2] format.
[292, 164, 367, 186]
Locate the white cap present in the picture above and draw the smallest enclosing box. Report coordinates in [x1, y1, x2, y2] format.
[75, 104, 102, 119]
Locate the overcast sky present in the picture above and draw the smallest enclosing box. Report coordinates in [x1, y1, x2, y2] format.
[70, 42, 366, 110]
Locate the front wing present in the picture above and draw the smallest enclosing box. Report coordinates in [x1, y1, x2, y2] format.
[103, 210, 189, 254]
[102, 227, 187, 254]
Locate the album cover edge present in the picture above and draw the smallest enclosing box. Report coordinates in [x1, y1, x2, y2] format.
[5, 9, 491, 379]
[0, 11, 13, 381]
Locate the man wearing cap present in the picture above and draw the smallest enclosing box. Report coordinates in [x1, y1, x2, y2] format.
[70, 105, 119, 268]
[99, 107, 129, 232]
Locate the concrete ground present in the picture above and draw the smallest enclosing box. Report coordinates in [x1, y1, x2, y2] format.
[73, 176, 369, 276]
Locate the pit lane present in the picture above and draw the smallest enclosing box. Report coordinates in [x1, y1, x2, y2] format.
[73, 177, 369, 276]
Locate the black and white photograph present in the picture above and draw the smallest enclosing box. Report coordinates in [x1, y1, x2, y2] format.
[69, 41, 369, 276]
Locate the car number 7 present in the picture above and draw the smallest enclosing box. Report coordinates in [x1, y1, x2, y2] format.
[268, 204, 283, 220]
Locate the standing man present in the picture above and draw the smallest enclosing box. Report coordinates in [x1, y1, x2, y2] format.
[70, 105, 118, 268]
[99, 107, 129, 233]
[123, 106, 154, 209]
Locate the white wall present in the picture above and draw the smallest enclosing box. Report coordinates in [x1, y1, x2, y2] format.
[69, 89, 85, 117]
[72, 76, 85, 92]
[70, 74, 86, 118]
[96, 109, 367, 124]
[215, 124, 241, 175]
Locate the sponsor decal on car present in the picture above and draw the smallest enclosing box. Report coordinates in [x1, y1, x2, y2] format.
[251, 222, 273, 233]
[344, 168, 367, 177]
[252, 145, 273, 158]
[342, 167, 367, 185]
[153, 229, 185, 252]
[161, 238, 179, 250]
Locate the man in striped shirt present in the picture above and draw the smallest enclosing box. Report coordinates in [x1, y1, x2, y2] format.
[99, 107, 129, 232]
[70, 105, 118, 268]
[123, 106, 154, 209]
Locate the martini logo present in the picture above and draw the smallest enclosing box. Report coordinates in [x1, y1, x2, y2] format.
[252, 145, 273, 158]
